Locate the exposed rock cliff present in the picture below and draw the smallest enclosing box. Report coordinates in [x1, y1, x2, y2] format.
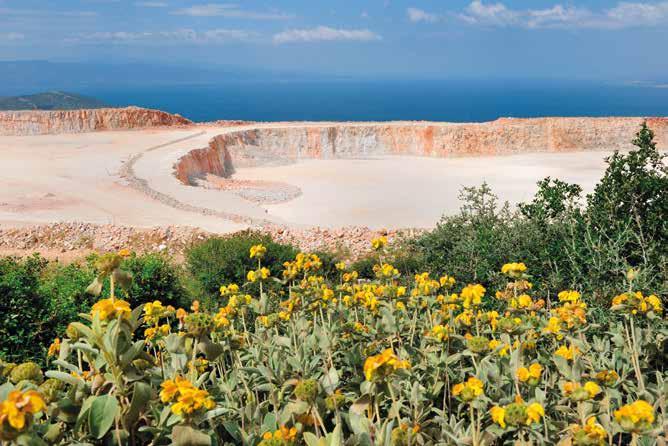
[0, 106, 192, 136]
[174, 117, 668, 185]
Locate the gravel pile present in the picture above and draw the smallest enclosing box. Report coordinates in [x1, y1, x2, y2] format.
[0, 222, 424, 260]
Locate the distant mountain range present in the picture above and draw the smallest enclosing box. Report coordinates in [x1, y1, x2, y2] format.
[0, 91, 108, 111]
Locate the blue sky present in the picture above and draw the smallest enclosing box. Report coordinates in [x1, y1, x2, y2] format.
[1, 0, 667, 80]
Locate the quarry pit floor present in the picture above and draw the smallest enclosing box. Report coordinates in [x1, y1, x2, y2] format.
[0, 123, 613, 232]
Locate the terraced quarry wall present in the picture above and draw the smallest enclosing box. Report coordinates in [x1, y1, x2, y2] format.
[173, 117, 668, 185]
[0, 106, 192, 136]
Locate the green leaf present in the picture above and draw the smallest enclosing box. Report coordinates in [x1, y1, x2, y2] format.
[302, 432, 325, 446]
[172, 425, 212, 446]
[125, 382, 152, 426]
[86, 277, 103, 296]
[320, 367, 339, 395]
[89, 395, 119, 439]
[45, 370, 85, 387]
[0, 383, 15, 400]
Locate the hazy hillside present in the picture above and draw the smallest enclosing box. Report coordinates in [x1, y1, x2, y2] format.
[0, 91, 108, 111]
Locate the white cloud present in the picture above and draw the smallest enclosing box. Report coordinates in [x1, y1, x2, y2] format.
[458, 0, 668, 29]
[136, 1, 168, 7]
[407, 7, 440, 23]
[68, 28, 257, 44]
[272, 26, 381, 44]
[172, 3, 293, 20]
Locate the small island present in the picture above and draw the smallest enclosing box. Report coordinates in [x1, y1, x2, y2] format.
[0, 91, 107, 111]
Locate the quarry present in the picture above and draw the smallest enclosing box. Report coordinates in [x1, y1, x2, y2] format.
[1, 107, 666, 256]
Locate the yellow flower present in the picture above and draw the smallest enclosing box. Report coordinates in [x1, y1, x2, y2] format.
[439, 275, 456, 288]
[47, 338, 61, 358]
[558, 290, 581, 302]
[452, 377, 484, 401]
[161, 376, 214, 417]
[501, 262, 527, 277]
[371, 236, 387, 250]
[526, 403, 544, 424]
[249, 244, 267, 259]
[517, 363, 542, 384]
[262, 425, 297, 442]
[614, 400, 654, 433]
[0, 390, 46, 432]
[176, 308, 187, 321]
[554, 344, 579, 361]
[363, 348, 410, 382]
[490, 406, 506, 428]
[583, 381, 601, 398]
[460, 284, 486, 308]
[247, 270, 257, 282]
[91, 298, 131, 321]
[160, 378, 181, 403]
[571, 417, 608, 446]
[171, 387, 215, 416]
[430, 324, 450, 342]
[542, 317, 563, 338]
[117, 248, 131, 258]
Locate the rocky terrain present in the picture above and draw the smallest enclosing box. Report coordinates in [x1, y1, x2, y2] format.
[0, 222, 415, 260]
[0, 106, 191, 136]
[174, 117, 668, 184]
[0, 107, 666, 259]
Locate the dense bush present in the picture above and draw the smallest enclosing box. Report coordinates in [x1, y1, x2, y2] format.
[186, 231, 298, 302]
[0, 255, 49, 362]
[412, 122, 668, 308]
[116, 253, 190, 309]
[0, 253, 189, 363]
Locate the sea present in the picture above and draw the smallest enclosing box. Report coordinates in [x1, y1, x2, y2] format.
[81, 80, 668, 123]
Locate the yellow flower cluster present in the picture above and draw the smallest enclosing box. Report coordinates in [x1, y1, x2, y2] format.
[260, 425, 297, 445]
[282, 253, 322, 280]
[143, 300, 175, 325]
[612, 291, 662, 316]
[614, 400, 654, 433]
[562, 381, 601, 401]
[490, 399, 544, 428]
[91, 297, 131, 321]
[363, 348, 410, 382]
[247, 267, 271, 283]
[554, 343, 580, 361]
[160, 376, 215, 417]
[570, 417, 608, 446]
[371, 236, 387, 250]
[47, 338, 61, 358]
[373, 263, 400, 280]
[501, 262, 527, 278]
[0, 390, 45, 439]
[250, 244, 267, 259]
[516, 363, 542, 385]
[452, 377, 484, 402]
[460, 284, 486, 309]
[430, 324, 451, 342]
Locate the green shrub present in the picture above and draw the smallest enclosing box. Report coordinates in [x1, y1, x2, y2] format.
[38, 262, 95, 348]
[0, 255, 47, 362]
[412, 122, 668, 310]
[120, 253, 190, 309]
[186, 232, 298, 304]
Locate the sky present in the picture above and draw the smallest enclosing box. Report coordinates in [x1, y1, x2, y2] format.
[1, 0, 668, 80]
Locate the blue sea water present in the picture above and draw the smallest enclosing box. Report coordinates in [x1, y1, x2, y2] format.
[82, 80, 668, 123]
